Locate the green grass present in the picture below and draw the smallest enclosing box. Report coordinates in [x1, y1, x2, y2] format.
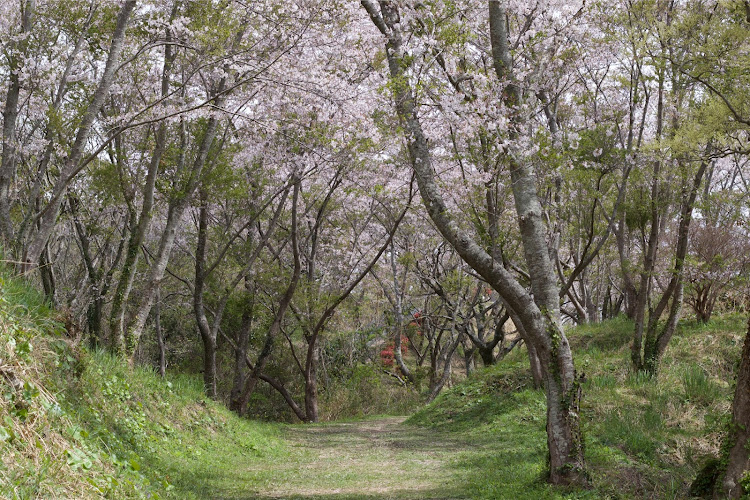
[2, 333, 289, 499]
[64, 350, 287, 499]
[1, 262, 747, 499]
[408, 313, 745, 499]
[0, 267, 288, 499]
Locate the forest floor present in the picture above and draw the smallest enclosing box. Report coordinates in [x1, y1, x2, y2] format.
[243, 416, 471, 499]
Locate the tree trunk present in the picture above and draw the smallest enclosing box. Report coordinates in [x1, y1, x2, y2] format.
[202, 335, 217, 399]
[109, 4, 177, 354]
[236, 179, 302, 416]
[230, 284, 253, 411]
[718, 317, 750, 498]
[39, 243, 56, 305]
[507, 304, 544, 389]
[390, 244, 415, 383]
[642, 157, 708, 375]
[427, 328, 462, 403]
[304, 344, 319, 422]
[478, 344, 495, 366]
[0, 0, 35, 245]
[362, 0, 586, 484]
[124, 108, 222, 360]
[22, 0, 137, 272]
[155, 288, 166, 377]
[630, 74, 665, 369]
[194, 188, 217, 398]
[465, 345, 476, 376]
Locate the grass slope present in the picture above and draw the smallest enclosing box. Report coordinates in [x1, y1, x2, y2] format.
[0, 270, 284, 499]
[409, 314, 745, 499]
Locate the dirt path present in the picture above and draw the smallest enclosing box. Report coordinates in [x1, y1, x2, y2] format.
[245, 416, 471, 499]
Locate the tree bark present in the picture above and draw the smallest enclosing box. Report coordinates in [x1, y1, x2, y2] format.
[362, 0, 586, 484]
[642, 157, 709, 375]
[69, 193, 128, 347]
[22, 0, 137, 272]
[109, 2, 178, 353]
[427, 326, 463, 403]
[155, 287, 166, 377]
[718, 316, 750, 498]
[0, 0, 35, 245]
[123, 107, 222, 361]
[194, 188, 217, 398]
[630, 64, 666, 370]
[390, 241, 414, 383]
[236, 179, 302, 416]
[229, 283, 254, 412]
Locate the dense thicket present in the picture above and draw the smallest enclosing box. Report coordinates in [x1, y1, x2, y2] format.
[1, 0, 749, 491]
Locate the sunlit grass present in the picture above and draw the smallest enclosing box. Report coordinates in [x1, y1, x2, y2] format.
[409, 314, 744, 499]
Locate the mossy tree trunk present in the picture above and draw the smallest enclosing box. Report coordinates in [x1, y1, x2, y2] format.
[718, 317, 750, 498]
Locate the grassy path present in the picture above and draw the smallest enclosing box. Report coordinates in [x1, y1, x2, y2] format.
[236, 416, 472, 499]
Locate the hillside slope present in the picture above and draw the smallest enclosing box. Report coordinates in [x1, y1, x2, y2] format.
[0, 270, 283, 499]
[409, 315, 746, 498]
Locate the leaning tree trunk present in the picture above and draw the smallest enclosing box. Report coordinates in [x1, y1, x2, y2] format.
[296, 198, 410, 422]
[123, 106, 223, 361]
[109, 5, 176, 354]
[361, 0, 586, 485]
[427, 326, 463, 403]
[22, 0, 137, 272]
[236, 179, 302, 416]
[507, 304, 545, 389]
[642, 157, 709, 375]
[718, 317, 750, 498]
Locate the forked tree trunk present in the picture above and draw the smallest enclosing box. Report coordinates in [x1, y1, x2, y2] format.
[236, 179, 302, 416]
[124, 108, 223, 361]
[110, 2, 177, 354]
[427, 327, 462, 403]
[361, 0, 586, 484]
[642, 157, 708, 375]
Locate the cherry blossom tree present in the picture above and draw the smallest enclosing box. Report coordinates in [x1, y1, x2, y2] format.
[361, 0, 588, 484]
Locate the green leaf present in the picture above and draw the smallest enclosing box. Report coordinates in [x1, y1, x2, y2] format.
[65, 447, 93, 470]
